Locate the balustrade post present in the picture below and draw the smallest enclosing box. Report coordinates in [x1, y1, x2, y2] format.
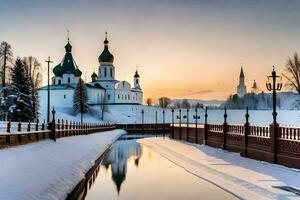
[18, 119, 21, 132]
[42, 120, 45, 131]
[195, 109, 198, 144]
[141, 110, 144, 133]
[27, 120, 31, 132]
[36, 119, 39, 131]
[204, 107, 208, 145]
[7, 119, 11, 133]
[270, 123, 279, 164]
[171, 109, 174, 139]
[243, 107, 250, 157]
[155, 111, 158, 131]
[187, 109, 189, 142]
[50, 108, 56, 141]
[66, 120, 69, 136]
[222, 107, 228, 150]
[179, 109, 182, 140]
[163, 110, 165, 137]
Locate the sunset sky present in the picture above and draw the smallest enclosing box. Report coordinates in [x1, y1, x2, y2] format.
[1, 0, 300, 101]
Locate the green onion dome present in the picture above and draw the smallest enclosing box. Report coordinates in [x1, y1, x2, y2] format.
[98, 35, 114, 64]
[52, 40, 82, 77]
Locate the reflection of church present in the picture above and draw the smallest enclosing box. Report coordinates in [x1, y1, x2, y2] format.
[102, 139, 142, 193]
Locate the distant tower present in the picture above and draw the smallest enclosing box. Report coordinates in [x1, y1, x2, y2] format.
[133, 70, 141, 89]
[91, 72, 98, 82]
[97, 32, 117, 103]
[236, 67, 247, 97]
[98, 31, 115, 81]
[251, 80, 259, 94]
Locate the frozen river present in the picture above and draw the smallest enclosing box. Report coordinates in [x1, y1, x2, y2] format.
[107, 105, 300, 127]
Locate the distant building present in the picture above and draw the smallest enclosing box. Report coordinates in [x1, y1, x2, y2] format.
[236, 67, 247, 97]
[251, 80, 259, 94]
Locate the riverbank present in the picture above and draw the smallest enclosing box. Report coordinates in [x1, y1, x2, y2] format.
[0, 129, 126, 200]
[138, 137, 300, 200]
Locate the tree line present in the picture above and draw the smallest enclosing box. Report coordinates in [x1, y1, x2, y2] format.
[0, 41, 42, 122]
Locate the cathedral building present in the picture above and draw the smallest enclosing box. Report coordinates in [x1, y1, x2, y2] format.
[39, 33, 143, 110]
[236, 67, 247, 97]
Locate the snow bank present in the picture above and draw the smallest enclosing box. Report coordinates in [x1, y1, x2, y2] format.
[39, 104, 300, 127]
[0, 129, 126, 200]
[138, 138, 300, 200]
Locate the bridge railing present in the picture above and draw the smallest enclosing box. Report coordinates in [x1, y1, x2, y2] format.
[0, 117, 116, 149]
[169, 107, 300, 169]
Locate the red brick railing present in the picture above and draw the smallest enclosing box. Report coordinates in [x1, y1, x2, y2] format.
[0, 119, 116, 149]
[171, 123, 300, 169]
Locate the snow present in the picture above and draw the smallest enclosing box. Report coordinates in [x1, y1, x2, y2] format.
[38, 104, 300, 127]
[138, 137, 300, 200]
[0, 129, 126, 200]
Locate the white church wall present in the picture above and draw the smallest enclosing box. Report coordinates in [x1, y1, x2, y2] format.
[98, 64, 115, 81]
[87, 88, 105, 104]
[62, 74, 78, 85]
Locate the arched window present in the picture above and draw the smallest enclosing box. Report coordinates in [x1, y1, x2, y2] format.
[67, 77, 70, 84]
[58, 80, 61, 85]
[110, 68, 113, 77]
[53, 79, 56, 85]
[107, 94, 110, 100]
[104, 67, 107, 77]
[64, 94, 66, 99]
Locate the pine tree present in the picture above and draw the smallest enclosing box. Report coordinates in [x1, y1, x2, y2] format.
[73, 78, 89, 123]
[23, 57, 42, 120]
[10, 58, 33, 121]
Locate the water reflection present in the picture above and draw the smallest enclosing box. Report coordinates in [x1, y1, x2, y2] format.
[101, 136, 142, 193]
[86, 135, 238, 200]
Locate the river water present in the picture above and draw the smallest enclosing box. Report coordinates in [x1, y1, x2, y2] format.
[85, 135, 238, 200]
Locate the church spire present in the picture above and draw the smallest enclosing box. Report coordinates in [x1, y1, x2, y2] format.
[104, 31, 109, 46]
[65, 30, 72, 53]
[240, 67, 245, 78]
[98, 31, 114, 64]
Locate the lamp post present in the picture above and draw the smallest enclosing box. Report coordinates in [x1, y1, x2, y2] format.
[266, 67, 282, 124]
[45, 56, 53, 123]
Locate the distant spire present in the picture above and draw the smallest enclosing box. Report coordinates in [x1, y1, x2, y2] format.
[67, 30, 70, 42]
[104, 31, 109, 46]
[240, 67, 245, 78]
[65, 30, 72, 53]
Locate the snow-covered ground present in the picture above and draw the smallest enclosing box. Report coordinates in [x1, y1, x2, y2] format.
[0, 129, 126, 200]
[139, 137, 300, 200]
[38, 104, 300, 127]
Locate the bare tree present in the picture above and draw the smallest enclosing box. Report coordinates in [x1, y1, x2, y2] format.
[181, 99, 191, 109]
[0, 41, 13, 89]
[158, 97, 171, 108]
[99, 92, 109, 121]
[283, 52, 300, 95]
[146, 98, 153, 106]
[23, 56, 43, 120]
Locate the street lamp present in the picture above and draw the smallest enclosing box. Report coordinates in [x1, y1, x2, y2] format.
[266, 67, 282, 124]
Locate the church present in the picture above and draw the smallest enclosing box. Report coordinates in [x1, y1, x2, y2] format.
[39, 33, 143, 109]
